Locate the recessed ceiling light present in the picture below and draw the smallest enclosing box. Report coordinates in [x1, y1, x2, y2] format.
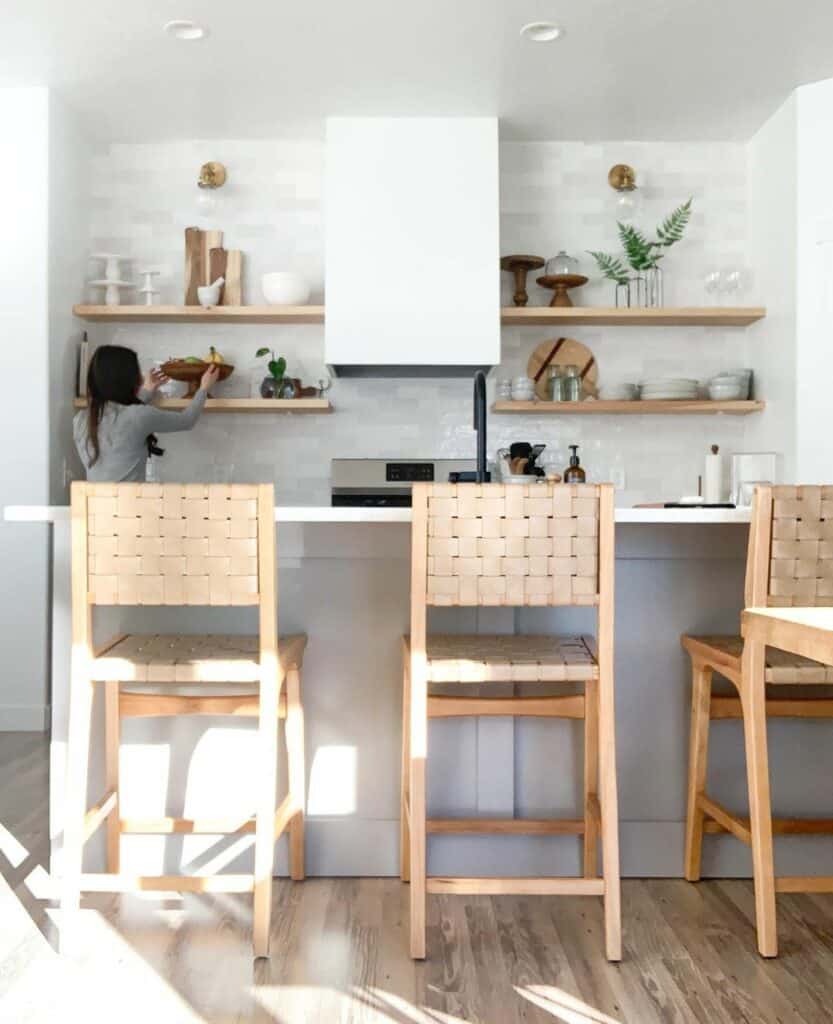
[520, 21, 565, 43]
[164, 20, 208, 41]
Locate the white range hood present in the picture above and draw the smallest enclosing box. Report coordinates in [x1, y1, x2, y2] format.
[325, 117, 500, 377]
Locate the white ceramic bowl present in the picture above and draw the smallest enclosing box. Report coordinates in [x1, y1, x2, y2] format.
[708, 382, 744, 401]
[261, 271, 311, 306]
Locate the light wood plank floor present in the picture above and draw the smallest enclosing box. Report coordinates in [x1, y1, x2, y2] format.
[3, 732, 833, 1023]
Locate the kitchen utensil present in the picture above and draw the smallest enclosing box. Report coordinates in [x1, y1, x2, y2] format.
[222, 250, 243, 305]
[500, 254, 545, 307]
[162, 359, 234, 397]
[209, 248, 228, 298]
[197, 277, 224, 308]
[89, 279, 132, 306]
[201, 229, 223, 287]
[536, 273, 589, 307]
[548, 365, 565, 401]
[184, 227, 202, 305]
[528, 337, 598, 401]
[262, 271, 311, 305]
[703, 444, 724, 503]
[137, 269, 160, 306]
[562, 364, 581, 402]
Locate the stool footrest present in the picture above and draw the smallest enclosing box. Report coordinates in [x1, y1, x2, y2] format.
[711, 696, 833, 719]
[426, 876, 604, 896]
[119, 795, 300, 840]
[76, 873, 254, 893]
[427, 695, 585, 718]
[82, 790, 117, 844]
[698, 795, 751, 844]
[703, 812, 833, 837]
[775, 876, 833, 894]
[427, 818, 584, 835]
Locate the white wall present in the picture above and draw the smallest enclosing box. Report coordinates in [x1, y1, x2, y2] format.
[745, 94, 798, 480]
[49, 93, 91, 502]
[0, 89, 50, 729]
[796, 79, 833, 483]
[84, 137, 760, 506]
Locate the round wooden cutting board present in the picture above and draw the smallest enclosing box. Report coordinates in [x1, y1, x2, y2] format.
[527, 337, 599, 401]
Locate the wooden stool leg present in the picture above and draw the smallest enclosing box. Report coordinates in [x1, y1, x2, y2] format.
[400, 656, 411, 882]
[285, 666, 305, 882]
[60, 671, 95, 954]
[684, 661, 713, 881]
[598, 661, 621, 962]
[583, 679, 599, 878]
[409, 659, 427, 959]
[742, 636, 777, 957]
[253, 667, 279, 958]
[104, 681, 121, 874]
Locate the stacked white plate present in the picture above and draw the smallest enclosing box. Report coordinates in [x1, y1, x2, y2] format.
[639, 377, 700, 401]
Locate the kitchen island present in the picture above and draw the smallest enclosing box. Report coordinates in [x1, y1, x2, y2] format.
[9, 503, 833, 882]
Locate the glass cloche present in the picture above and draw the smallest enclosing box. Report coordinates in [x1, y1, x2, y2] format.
[546, 250, 580, 276]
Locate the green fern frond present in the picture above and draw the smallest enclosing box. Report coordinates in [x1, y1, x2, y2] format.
[618, 222, 657, 271]
[656, 197, 693, 247]
[587, 250, 630, 285]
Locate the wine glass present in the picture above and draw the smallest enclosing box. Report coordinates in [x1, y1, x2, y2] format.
[317, 374, 333, 399]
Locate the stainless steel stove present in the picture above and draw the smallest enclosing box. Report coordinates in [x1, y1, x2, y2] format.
[331, 458, 477, 507]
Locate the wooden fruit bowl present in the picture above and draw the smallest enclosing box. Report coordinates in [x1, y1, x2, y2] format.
[162, 360, 234, 397]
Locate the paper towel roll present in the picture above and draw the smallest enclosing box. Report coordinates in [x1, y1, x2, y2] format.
[704, 446, 723, 504]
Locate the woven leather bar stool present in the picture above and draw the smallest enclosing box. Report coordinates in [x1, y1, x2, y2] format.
[682, 484, 833, 956]
[61, 482, 306, 958]
[401, 482, 621, 961]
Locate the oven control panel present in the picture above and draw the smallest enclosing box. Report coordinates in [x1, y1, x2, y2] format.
[385, 462, 435, 483]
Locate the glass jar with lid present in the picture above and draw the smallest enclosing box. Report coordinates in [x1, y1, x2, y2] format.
[563, 364, 581, 402]
[548, 365, 565, 401]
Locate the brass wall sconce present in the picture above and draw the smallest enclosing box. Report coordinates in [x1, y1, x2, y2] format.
[198, 161, 227, 190]
[607, 163, 641, 222]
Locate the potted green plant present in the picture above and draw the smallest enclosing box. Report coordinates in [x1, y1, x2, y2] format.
[589, 198, 692, 307]
[255, 347, 295, 398]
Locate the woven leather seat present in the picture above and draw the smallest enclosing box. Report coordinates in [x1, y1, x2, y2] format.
[405, 633, 598, 683]
[91, 633, 307, 685]
[682, 634, 833, 684]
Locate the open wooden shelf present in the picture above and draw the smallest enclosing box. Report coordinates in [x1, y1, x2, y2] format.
[492, 399, 765, 416]
[73, 304, 764, 327]
[500, 306, 765, 326]
[73, 397, 332, 413]
[73, 304, 325, 324]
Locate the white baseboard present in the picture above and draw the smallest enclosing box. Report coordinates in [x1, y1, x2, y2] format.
[0, 704, 49, 731]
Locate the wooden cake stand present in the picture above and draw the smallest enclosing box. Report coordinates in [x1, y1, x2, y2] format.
[500, 255, 545, 306]
[536, 273, 589, 307]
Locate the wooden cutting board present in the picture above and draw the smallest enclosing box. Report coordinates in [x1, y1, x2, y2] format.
[527, 337, 598, 401]
[222, 250, 243, 306]
[184, 227, 202, 305]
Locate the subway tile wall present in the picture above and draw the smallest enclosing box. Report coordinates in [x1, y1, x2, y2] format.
[85, 138, 760, 505]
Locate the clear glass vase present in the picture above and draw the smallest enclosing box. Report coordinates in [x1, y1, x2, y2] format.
[614, 281, 631, 308]
[630, 275, 647, 307]
[646, 266, 664, 308]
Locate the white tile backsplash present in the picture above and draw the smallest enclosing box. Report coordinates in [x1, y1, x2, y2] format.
[85, 137, 761, 505]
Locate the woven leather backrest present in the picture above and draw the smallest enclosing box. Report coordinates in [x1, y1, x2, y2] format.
[81, 482, 263, 606]
[768, 485, 833, 607]
[422, 482, 601, 607]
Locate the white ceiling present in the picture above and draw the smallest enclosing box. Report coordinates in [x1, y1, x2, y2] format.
[2, 0, 832, 142]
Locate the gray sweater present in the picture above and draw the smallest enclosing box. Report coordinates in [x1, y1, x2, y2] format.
[73, 387, 208, 482]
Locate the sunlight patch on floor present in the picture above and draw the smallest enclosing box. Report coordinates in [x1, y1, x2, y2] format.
[516, 984, 622, 1024]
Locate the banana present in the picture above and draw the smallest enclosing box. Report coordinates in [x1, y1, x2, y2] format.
[206, 346, 224, 365]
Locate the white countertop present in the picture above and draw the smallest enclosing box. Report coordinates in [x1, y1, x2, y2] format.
[3, 505, 752, 525]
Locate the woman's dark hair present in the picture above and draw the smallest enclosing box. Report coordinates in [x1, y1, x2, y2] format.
[86, 345, 142, 465]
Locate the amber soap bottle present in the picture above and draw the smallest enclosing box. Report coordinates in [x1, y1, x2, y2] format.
[563, 444, 586, 483]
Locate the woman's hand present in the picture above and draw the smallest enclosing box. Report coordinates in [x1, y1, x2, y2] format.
[200, 364, 220, 392]
[142, 367, 170, 394]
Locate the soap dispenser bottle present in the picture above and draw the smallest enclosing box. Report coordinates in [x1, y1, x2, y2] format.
[564, 444, 586, 483]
